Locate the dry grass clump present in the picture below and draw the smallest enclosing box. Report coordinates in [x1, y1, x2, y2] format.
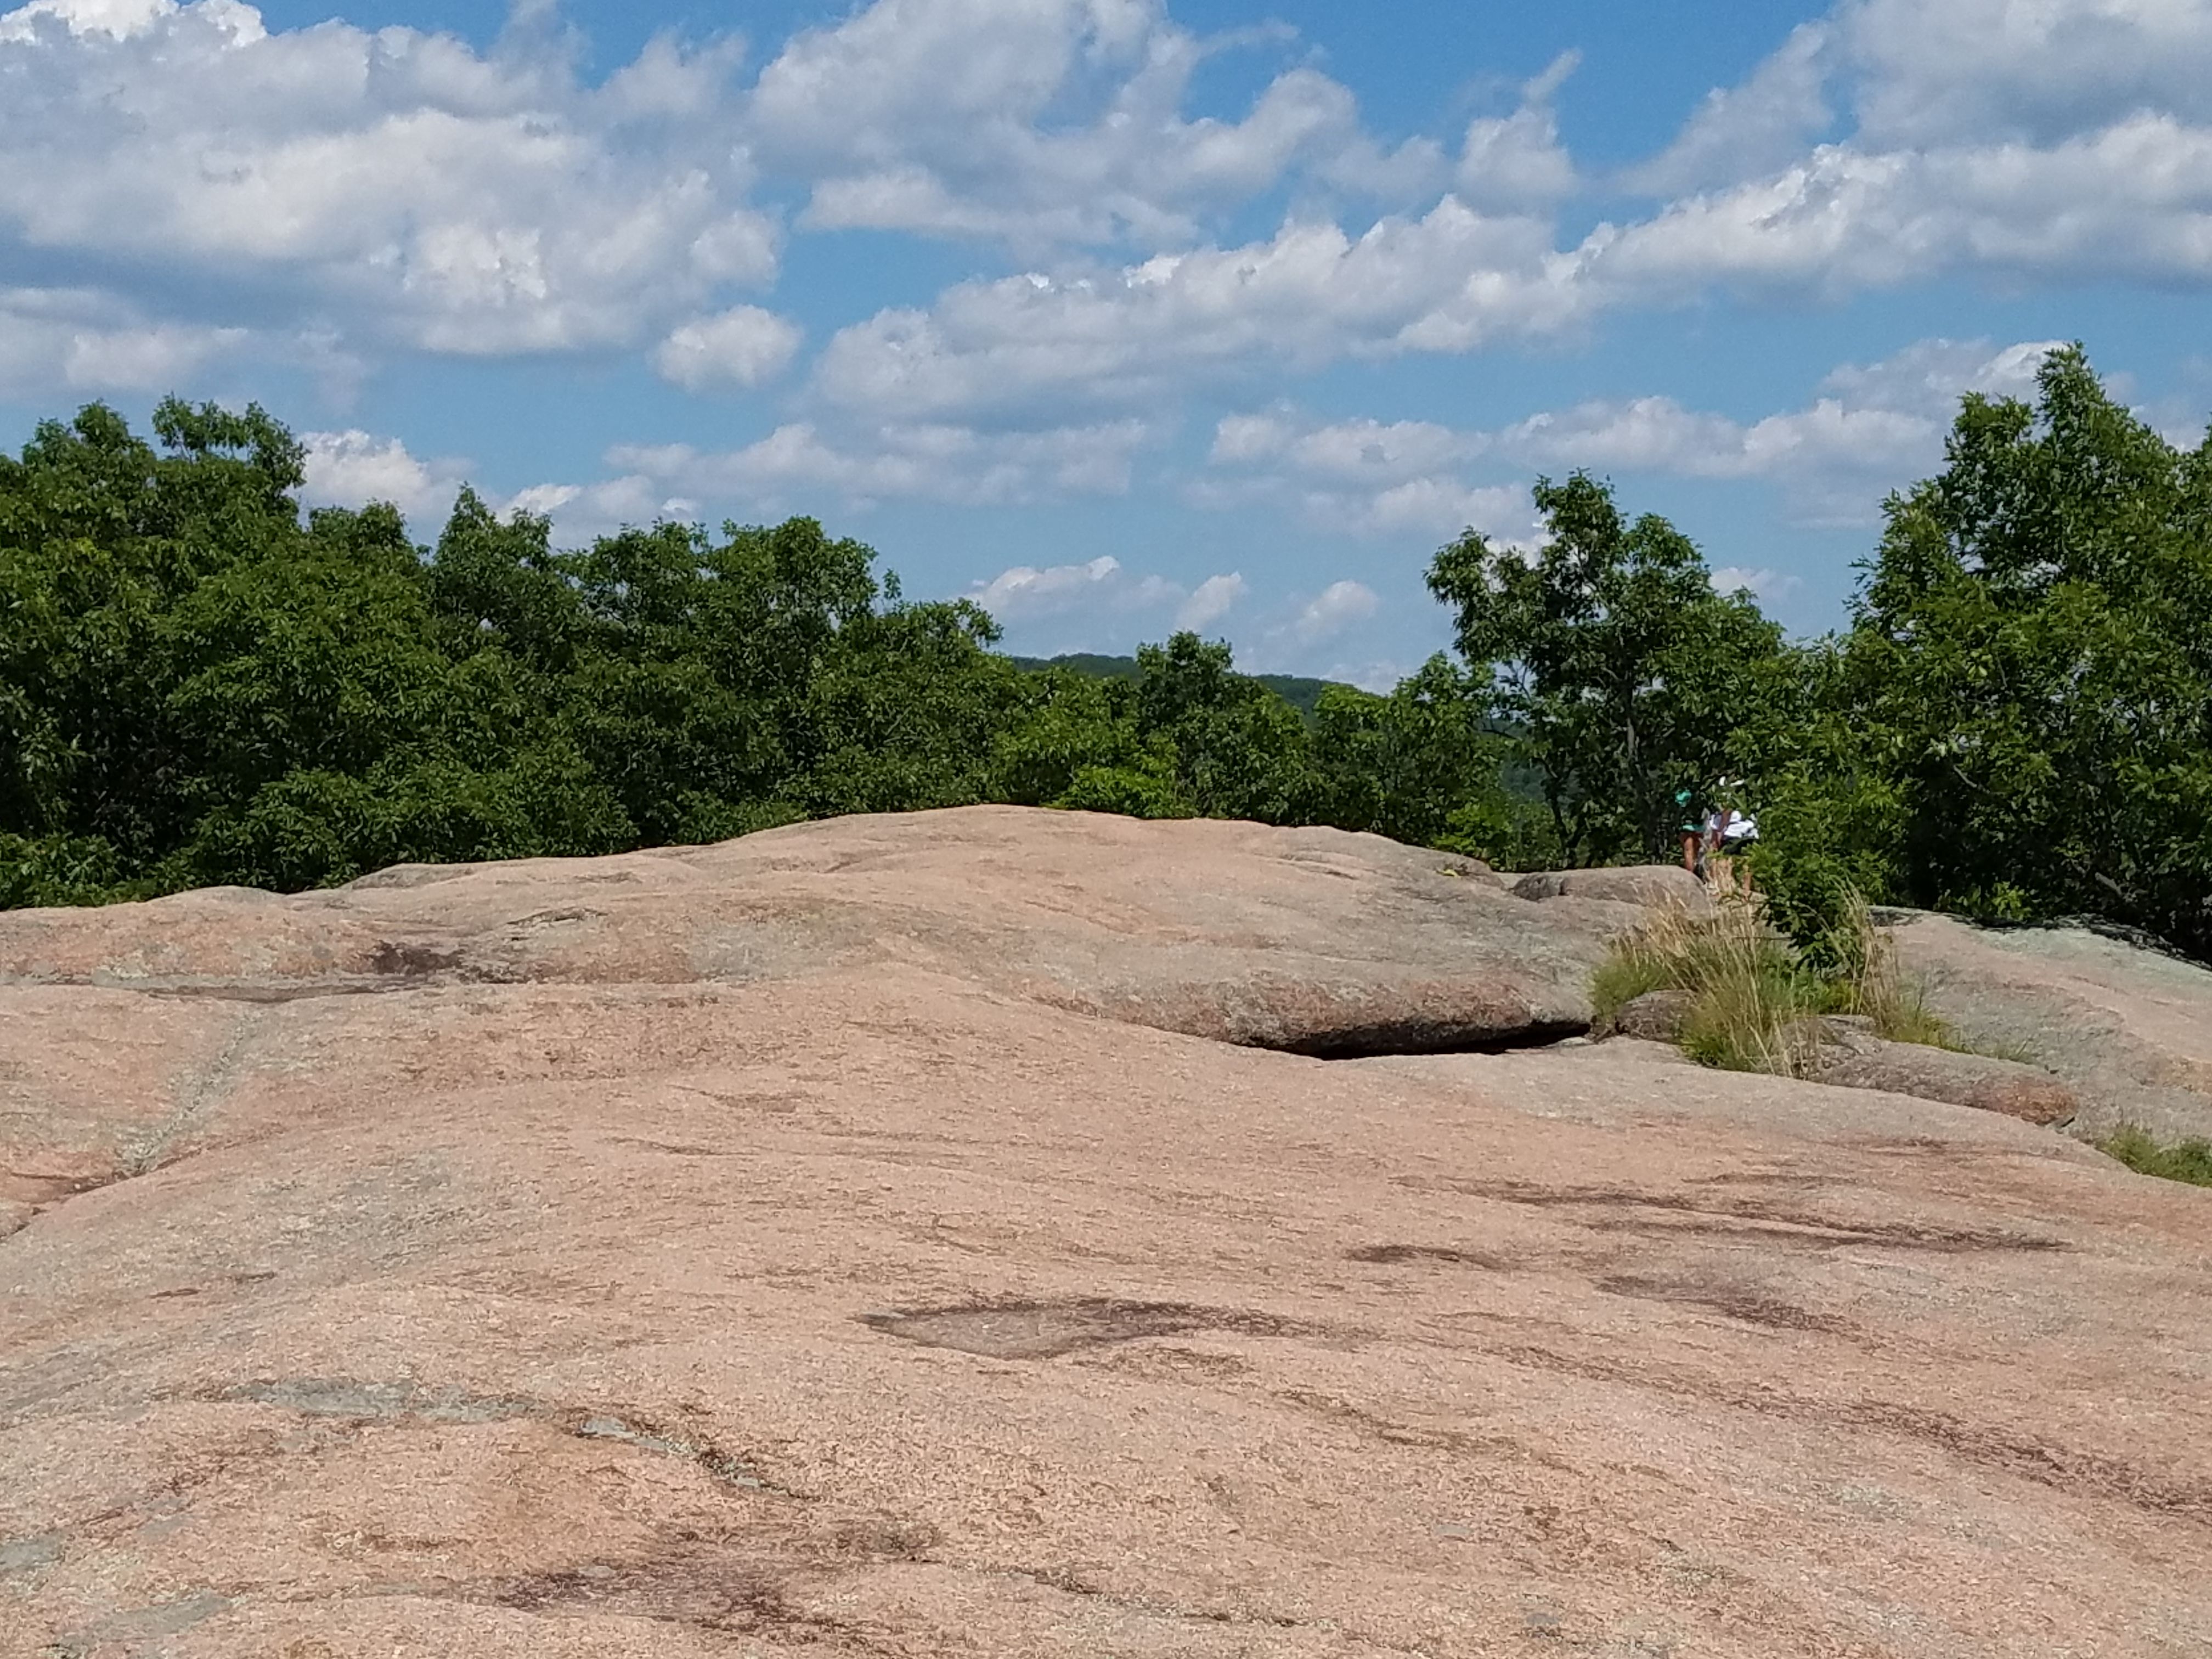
[1593, 885, 1951, 1077]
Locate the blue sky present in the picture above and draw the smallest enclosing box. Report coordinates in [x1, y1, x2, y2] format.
[4, 0, 2209, 685]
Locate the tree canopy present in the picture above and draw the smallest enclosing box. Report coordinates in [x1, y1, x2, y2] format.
[5, 353, 2209, 962]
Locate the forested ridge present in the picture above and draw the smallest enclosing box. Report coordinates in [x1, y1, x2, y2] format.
[4, 347, 2209, 960]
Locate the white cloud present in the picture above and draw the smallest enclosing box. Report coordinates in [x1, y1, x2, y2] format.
[1455, 52, 1579, 211]
[502, 475, 699, 544]
[1176, 571, 1244, 629]
[1290, 578, 1379, 642]
[795, 0, 2212, 422]
[0, 285, 254, 396]
[1204, 338, 2067, 533]
[812, 198, 1582, 418]
[969, 554, 1125, 620]
[0, 1, 775, 361]
[1623, 24, 1834, 195]
[0, 0, 185, 40]
[609, 417, 1154, 511]
[751, 0, 1432, 253]
[1836, 0, 2212, 149]
[1495, 394, 1936, 491]
[963, 550, 1224, 625]
[1711, 565, 1803, 602]
[3, 0, 2199, 417]
[297, 429, 706, 546]
[299, 429, 469, 524]
[1591, 117, 2212, 300]
[1605, 0, 2212, 297]
[652, 306, 803, 391]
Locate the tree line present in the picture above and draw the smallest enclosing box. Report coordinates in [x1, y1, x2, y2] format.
[4, 348, 2208, 960]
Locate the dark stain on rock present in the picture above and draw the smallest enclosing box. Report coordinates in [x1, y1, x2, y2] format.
[216, 1377, 794, 1494]
[556, 1410, 787, 1494]
[488, 1523, 932, 1641]
[224, 1376, 536, 1423]
[1470, 1340, 2211, 1521]
[1595, 1274, 1855, 1335]
[369, 940, 463, 978]
[859, 1297, 1306, 1359]
[1347, 1243, 1506, 1268]
[1410, 1178, 2067, 1254]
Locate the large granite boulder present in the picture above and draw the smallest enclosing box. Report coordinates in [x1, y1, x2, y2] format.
[1510, 863, 1713, 912]
[1810, 1018, 2081, 1125]
[2, 809, 2207, 1657]
[1887, 910, 2212, 1143]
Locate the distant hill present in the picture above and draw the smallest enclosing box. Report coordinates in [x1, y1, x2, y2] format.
[1006, 652, 1353, 718]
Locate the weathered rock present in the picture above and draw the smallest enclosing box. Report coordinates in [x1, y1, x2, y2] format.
[1512, 863, 1713, 913]
[1888, 910, 2212, 1143]
[1812, 1022, 2081, 1125]
[0, 810, 1602, 1071]
[1594, 986, 1695, 1042]
[1, 808, 2208, 1658]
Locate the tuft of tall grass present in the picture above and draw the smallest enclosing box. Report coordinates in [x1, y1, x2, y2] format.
[1591, 881, 1954, 1076]
[1816, 885, 1954, 1047]
[2097, 1127, 2212, 1188]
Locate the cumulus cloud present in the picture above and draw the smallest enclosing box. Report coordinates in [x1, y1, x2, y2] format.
[499, 475, 701, 545]
[812, 199, 1582, 419]
[1289, 578, 1379, 642]
[608, 417, 1154, 511]
[1455, 52, 1579, 211]
[1623, 24, 1835, 195]
[798, 0, 2212, 422]
[296, 430, 693, 544]
[968, 554, 1127, 620]
[0, 285, 252, 396]
[963, 551, 1232, 625]
[0, 0, 775, 362]
[3, 0, 2199, 415]
[1176, 571, 1244, 629]
[1205, 337, 2067, 533]
[1601, 0, 2212, 298]
[752, 0, 1432, 252]
[299, 429, 470, 524]
[1836, 0, 2212, 149]
[652, 306, 803, 391]
[1711, 565, 1802, 602]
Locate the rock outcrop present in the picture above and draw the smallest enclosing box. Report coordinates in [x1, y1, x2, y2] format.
[2, 808, 2207, 1657]
[1511, 863, 1713, 912]
[1593, 986, 1696, 1042]
[1888, 909, 2212, 1143]
[1810, 1019, 2082, 1125]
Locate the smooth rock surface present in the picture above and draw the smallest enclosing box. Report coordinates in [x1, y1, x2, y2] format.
[1510, 864, 1713, 912]
[1888, 911, 2212, 1143]
[2, 808, 2208, 1658]
[1812, 1024, 2081, 1126]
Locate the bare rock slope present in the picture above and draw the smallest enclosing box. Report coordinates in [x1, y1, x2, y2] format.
[2, 807, 2208, 1658]
[1889, 910, 2212, 1144]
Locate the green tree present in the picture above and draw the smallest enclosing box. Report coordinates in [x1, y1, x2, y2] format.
[1306, 655, 1510, 848]
[1427, 473, 1784, 865]
[1819, 345, 2212, 953]
[985, 667, 1189, 818]
[1131, 632, 1317, 822]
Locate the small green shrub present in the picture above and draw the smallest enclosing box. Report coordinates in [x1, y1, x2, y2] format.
[2097, 1127, 2212, 1188]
